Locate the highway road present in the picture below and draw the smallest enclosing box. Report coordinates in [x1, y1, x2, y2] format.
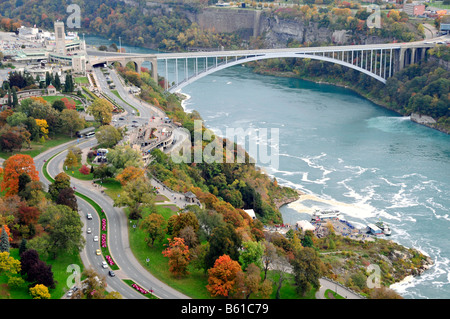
[32, 64, 191, 299]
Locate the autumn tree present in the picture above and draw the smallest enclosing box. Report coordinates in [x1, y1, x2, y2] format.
[79, 164, 90, 175]
[86, 98, 113, 125]
[1, 154, 39, 197]
[206, 254, 241, 298]
[20, 249, 55, 289]
[64, 150, 78, 170]
[29, 284, 51, 299]
[162, 237, 190, 278]
[115, 166, 144, 186]
[233, 263, 272, 299]
[56, 187, 78, 212]
[167, 211, 199, 238]
[35, 119, 49, 140]
[140, 213, 166, 247]
[0, 251, 21, 279]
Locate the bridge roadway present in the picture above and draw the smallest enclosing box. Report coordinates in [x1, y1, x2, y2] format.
[87, 36, 447, 92]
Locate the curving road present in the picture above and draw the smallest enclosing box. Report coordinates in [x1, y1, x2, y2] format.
[34, 65, 191, 299]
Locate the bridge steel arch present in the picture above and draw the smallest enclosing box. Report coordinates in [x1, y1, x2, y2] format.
[163, 50, 394, 93]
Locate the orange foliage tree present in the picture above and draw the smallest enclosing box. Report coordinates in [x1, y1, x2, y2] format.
[115, 166, 145, 186]
[1, 154, 39, 197]
[206, 254, 242, 298]
[162, 237, 191, 278]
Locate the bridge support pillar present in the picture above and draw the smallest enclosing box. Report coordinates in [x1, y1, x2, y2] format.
[399, 47, 406, 71]
[148, 57, 158, 85]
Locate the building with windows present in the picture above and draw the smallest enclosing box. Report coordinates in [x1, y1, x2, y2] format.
[403, 3, 425, 16]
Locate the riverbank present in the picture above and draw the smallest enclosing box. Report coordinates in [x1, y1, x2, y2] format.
[248, 67, 450, 135]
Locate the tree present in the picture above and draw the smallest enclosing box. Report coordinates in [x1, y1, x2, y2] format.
[75, 268, 109, 299]
[52, 99, 66, 112]
[140, 213, 167, 247]
[106, 144, 143, 171]
[0, 226, 10, 252]
[113, 177, 155, 220]
[239, 240, 264, 271]
[29, 284, 51, 299]
[60, 109, 85, 138]
[64, 74, 74, 93]
[96, 125, 122, 148]
[206, 254, 241, 298]
[20, 249, 55, 289]
[78, 165, 90, 176]
[168, 211, 199, 238]
[115, 166, 145, 186]
[233, 263, 272, 299]
[205, 223, 242, 270]
[64, 150, 78, 170]
[56, 187, 78, 212]
[0, 251, 21, 277]
[48, 172, 71, 201]
[290, 247, 323, 296]
[1, 154, 39, 197]
[37, 204, 85, 259]
[0, 131, 23, 152]
[35, 119, 49, 140]
[86, 98, 113, 125]
[162, 237, 191, 278]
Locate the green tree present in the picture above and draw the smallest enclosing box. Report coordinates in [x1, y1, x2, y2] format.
[113, 177, 155, 220]
[48, 172, 71, 201]
[290, 247, 323, 296]
[140, 213, 167, 247]
[60, 109, 85, 138]
[64, 150, 78, 170]
[96, 125, 122, 148]
[0, 226, 10, 253]
[205, 223, 242, 269]
[86, 98, 113, 125]
[239, 240, 265, 271]
[37, 204, 85, 259]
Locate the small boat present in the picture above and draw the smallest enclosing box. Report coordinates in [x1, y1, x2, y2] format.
[375, 221, 391, 236]
[311, 209, 342, 222]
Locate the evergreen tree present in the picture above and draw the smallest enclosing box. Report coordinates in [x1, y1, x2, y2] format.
[54, 73, 61, 91]
[0, 226, 10, 253]
[45, 72, 51, 87]
[19, 238, 28, 256]
[7, 88, 11, 107]
[12, 87, 18, 107]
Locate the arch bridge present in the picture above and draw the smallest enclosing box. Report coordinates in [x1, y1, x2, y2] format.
[87, 39, 439, 93]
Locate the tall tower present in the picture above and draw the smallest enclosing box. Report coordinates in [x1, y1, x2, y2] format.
[54, 21, 66, 55]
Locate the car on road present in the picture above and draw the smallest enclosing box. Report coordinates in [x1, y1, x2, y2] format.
[67, 290, 73, 298]
[87, 228, 92, 234]
[108, 270, 115, 277]
[93, 236, 98, 242]
[132, 120, 138, 123]
[102, 261, 108, 269]
[87, 213, 92, 220]
[96, 249, 101, 255]
[119, 117, 125, 120]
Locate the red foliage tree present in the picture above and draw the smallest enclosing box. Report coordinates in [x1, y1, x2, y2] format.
[78, 164, 90, 175]
[206, 254, 242, 298]
[162, 237, 190, 278]
[1, 154, 39, 197]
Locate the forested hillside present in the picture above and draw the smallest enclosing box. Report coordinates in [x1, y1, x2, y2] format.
[0, 0, 244, 51]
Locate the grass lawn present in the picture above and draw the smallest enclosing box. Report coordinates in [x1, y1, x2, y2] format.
[0, 134, 74, 160]
[42, 95, 82, 106]
[64, 163, 94, 181]
[74, 76, 89, 84]
[0, 248, 84, 299]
